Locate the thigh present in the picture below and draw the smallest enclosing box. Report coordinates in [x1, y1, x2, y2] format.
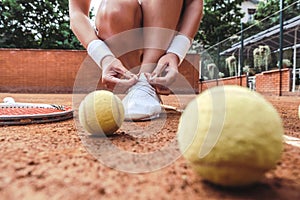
[139, 0, 184, 68]
[141, 0, 183, 28]
[95, 0, 142, 39]
[96, 0, 143, 71]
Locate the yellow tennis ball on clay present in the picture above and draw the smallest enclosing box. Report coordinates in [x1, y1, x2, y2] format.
[79, 90, 124, 136]
[177, 85, 284, 187]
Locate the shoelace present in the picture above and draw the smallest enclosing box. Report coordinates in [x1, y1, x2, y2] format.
[127, 79, 157, 99]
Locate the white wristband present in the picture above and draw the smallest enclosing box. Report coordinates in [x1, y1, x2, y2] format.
[87, 40, 115, 69]
[167, 34, 191, 65]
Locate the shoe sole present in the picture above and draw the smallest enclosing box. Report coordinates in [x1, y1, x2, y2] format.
[124, 113, 160, 122]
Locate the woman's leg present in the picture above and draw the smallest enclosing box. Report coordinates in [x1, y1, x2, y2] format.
[95, 0, 143, 73]
[139, 0, 184, 73]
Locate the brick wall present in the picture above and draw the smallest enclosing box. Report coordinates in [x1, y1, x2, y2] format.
[255, 68, 291, 96]
[0, 49, 87, 93]
[199, 68, 293, 96]
[199, 75, 247, 93]
[0, 49, 199, 94]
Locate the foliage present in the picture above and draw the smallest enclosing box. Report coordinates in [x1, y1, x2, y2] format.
[4, 0, 298, 50]
[0, 0, 83, 49]
[196, 0, 244, 48]
[255, 0, 300, 22]
[247, 0, 300, 34]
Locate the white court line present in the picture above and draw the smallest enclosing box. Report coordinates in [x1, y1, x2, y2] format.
[283, 135, 300, 148]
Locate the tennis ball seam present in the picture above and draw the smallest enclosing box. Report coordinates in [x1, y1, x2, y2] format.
[83, 97, 100, 133]
[96, 93, 116, 134]
[112, 95, 122, 127]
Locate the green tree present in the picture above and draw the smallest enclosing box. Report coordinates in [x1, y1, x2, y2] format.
[252, 0, 300, 31]
[0, 0, 82, 49]
[196, 0, 244, 47]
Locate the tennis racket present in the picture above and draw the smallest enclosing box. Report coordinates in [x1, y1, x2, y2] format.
[0, 100, 73, 125]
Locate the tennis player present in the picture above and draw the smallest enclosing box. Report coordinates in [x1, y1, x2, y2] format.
[69, 0, 203, 120]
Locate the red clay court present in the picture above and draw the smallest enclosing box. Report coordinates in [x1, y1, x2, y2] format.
[0, 92, 299, 200]
[0, 49, 299, 199]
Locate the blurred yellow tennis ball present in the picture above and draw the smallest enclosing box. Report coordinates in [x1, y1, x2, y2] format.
[177, 85, 284, 187]
[79, 90, 124, 136]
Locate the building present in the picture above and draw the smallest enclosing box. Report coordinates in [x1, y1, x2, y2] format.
[241, 0, 261, 23]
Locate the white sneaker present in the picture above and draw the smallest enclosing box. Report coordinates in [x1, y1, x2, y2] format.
[122, 73, 162, 121]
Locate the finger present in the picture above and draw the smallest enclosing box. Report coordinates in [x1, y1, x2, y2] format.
[151, 68, 177, 86]
[151, 76, 168, 86]
[103, 75, 137, 92]
[113, 66, 138, 81]
[102, 75, 122, 85]
[119, 77, 139, 91]
[144, 72, 153, 82]
[123, 70, 138, 80]
[103, 73, 137, 85]
[151, 63, 168, 79]
[149, 74, 158, 81]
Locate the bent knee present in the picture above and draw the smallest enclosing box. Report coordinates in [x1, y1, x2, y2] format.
[95, 0, 141, 38]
